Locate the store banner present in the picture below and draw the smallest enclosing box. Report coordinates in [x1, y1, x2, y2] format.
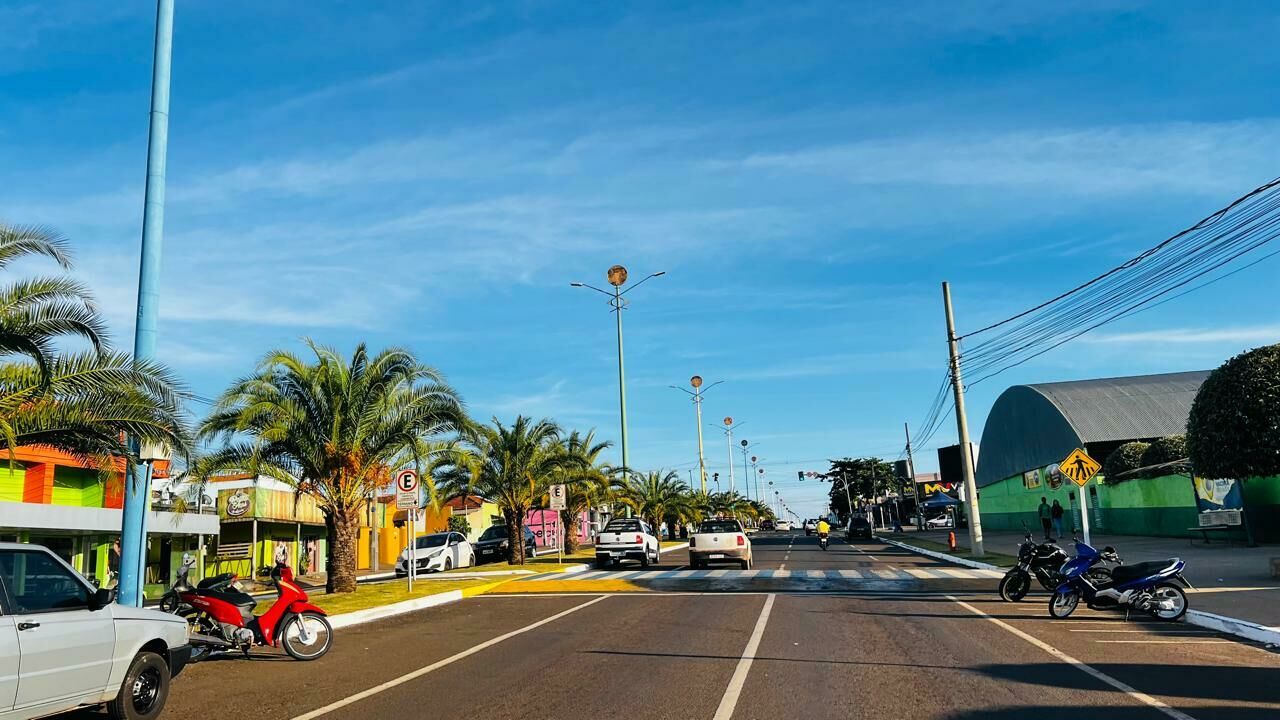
[1192, 477, 1244, 527]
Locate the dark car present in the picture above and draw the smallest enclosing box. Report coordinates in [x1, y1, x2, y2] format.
[846, 516, 873, 540]
[759, 519, 775, 531]
[474, 524, 537, 563]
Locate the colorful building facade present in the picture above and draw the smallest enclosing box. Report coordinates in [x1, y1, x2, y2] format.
[0, 447, 218, 597]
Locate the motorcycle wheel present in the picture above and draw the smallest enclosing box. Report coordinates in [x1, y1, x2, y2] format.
[281, 612, 333, 661]
[999, 570, 1031, 602]
[1049, 590, 1080, 618]
[1150, 583, 1188, 621]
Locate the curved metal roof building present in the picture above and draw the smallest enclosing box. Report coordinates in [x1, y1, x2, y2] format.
[974, 370, 1209, 487]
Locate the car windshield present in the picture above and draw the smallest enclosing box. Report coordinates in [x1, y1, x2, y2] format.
[605, 519, 642, 533]
[698, 521, 741, 534]
[414, 534, 449, 549]
[478, 526, 509, 541]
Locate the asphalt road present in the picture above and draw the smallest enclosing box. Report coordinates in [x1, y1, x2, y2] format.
[60, 532, 1278, 720]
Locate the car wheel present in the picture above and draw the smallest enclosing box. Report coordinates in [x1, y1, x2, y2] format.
[444, 557, 453, 572]
[107, 651, 169, 720]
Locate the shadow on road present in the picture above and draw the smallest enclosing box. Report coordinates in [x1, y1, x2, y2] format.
[972, 663, 1280, 704]
[942, 706, 1278, 720]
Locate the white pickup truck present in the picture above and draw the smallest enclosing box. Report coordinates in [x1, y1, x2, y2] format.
[0, 542, 191, 720]
[690, 519, 753, 569]
[594, 518, 660, 569]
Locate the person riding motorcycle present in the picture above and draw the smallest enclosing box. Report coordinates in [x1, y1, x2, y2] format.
[816, 519, 830, 536]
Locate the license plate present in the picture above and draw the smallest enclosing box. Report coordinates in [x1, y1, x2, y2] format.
[481, 549, 494, 554]
[610, 551, 623, 558]
[710, 554, 725, 559]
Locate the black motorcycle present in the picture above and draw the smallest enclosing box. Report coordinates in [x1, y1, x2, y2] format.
[818, 532, 829, 551]
[998, 529, 1114, 602]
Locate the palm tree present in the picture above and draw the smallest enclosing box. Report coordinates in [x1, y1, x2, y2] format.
[553, 429, 616, 554]
[198, 341, 468, 593]
[437, 416, 580, 565]
[0, 351, 191, 463]
[0, 223, 106, 381]
[619, 470, 690, 539]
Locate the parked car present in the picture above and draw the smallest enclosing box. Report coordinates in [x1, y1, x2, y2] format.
[474, 524, 538, 564]
[0, 542, 191, 719]
[803, 519, 817, 535]
[847, 516, 873, 540]
[595, 518, 660, 568]
[774, 520, 793, 532]
[395, 532, 475, 576]
[926, 514, 954, 529]
[690, 519, 753, 569]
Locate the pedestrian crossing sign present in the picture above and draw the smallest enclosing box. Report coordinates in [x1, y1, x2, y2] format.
[1060, 448, 1101, 487]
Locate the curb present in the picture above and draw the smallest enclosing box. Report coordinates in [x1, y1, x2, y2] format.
[660, 542, 690, 553]
[876, 535, 1001, 570]
[328, 590, 463, 629]
[881, 534, 1280, 647]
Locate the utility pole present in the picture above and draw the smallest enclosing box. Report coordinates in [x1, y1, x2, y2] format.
[905, 422, 922, 530]
[119, 0, 175, 608]
[942, 281, 984, 557]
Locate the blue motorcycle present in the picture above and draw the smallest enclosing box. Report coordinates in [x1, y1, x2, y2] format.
[1049, 539, 1191, 621]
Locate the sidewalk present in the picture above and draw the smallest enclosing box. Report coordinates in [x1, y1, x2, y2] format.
[891, 526, 1280, 629]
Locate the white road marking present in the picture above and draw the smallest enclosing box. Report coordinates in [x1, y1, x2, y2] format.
[1069, 629, 1214, 634]
[946, 595, 1199, 720]
[1095, 640, 1232, 645]
[713, 593, 776, 720]
[778, 564, 787, 571]
[290, 596, 609, 720]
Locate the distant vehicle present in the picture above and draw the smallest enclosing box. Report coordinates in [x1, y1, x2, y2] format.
[774, 520, 793, 532]
[0, 542, 192, 719]
[803, 519, 817, 536]
[474, 524, 537, 564]
[760, 520, 775, 531]
[690, 519, 753, 569]
[396, 532, 475, 576]
[926, 514, 954, 529]
[595, 518, 660, 568]
[846, 517, 873, 540]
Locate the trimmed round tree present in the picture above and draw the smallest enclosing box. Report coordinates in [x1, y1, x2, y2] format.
[1187, 344, 1280, 478]
[1138, 435, 1188, 478]
[1103, 441, 1149, 483]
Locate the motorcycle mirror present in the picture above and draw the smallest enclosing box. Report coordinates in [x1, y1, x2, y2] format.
[1103, 546, 1116, 554]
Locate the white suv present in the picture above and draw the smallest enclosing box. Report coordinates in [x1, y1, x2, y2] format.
[0, 543, 191, 720]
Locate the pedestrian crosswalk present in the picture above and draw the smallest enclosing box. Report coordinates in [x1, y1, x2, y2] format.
[519, 566, 1004, 582]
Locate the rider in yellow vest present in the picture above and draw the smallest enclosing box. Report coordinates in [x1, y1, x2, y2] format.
[816, 519, 830, 536]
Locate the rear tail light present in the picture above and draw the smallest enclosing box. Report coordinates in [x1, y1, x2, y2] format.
[737, 535, 746, 546]
[635, 535, 643, 544]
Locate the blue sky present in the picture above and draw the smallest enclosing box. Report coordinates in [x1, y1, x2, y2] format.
[4, 1, 1280, 517]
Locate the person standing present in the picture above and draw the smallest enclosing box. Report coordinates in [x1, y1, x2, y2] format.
[107, 538, 121, 586]
[1037, 497, 1052, 540]
[1051, 499, 1065, 540]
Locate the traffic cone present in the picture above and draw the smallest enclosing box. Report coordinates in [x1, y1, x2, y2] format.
[948, 531, 957, 552]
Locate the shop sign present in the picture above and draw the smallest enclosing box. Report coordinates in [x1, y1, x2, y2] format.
[227, 489, 252, 518]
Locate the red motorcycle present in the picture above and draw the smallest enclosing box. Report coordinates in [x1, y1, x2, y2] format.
[182, 563, 332, 661]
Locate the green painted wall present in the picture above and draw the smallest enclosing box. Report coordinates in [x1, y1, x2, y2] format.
[51, 467, 102, 507]
[0, 465, 25, 503]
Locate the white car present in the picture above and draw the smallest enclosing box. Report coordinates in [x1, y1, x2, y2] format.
[396, 531, 475, 576]
[690, 519, 752, 569]
[775, 520, 793, 532]
[803, 519, 817, 535]
[0, 542, 191, 720]
[926, 514, 954, 529]
[595, 518, 660, 568]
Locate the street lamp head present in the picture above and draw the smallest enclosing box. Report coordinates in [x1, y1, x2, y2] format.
[651, 271, 667, 277]
[690, 375, 703, 389]
[740, 439, 748, 447]
[569, 282, 584, 287]
[607, 265, 628, 287]
[724, 416, 733, 426]
[751, 456, 757, 463]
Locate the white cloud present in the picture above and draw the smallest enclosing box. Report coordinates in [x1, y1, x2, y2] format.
[1082, 326, 1280, 345]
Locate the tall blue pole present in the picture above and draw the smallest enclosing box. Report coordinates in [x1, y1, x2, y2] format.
[119, 0, 174, 607]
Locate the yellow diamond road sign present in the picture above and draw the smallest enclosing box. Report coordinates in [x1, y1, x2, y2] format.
[1060, 448, 1101, 487]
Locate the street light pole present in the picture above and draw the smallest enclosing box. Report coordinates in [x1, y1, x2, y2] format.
[120, 0, 175, 608]
[942, 281, 985, 557]
[671, 377, 722, 495]
[571, 266, 665, 493]
[739, 440, 754, 501]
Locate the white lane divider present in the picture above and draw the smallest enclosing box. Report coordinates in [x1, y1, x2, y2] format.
[290, 596, 609, 720]
[946, 595, 1199, 720]
[713, 593, 777, 720]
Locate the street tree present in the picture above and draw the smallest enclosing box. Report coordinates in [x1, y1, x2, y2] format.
[198, 341, 468, 593]
[437, 416, 580, 565]
[619, 470, 690, 539]
[824, 457, 894, 519]
[1187, 343, 1280, 479]
[553, 429, 616, 553]
[1103, 441, 1151, 483]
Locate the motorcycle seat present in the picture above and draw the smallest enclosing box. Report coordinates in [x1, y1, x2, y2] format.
[1109, 560, 1177, 585]
[196, 587, 257, 609]
[197, 573, 235, 589]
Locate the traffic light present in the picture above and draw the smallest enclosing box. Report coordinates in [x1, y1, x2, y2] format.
[797, 471, 804, 482]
